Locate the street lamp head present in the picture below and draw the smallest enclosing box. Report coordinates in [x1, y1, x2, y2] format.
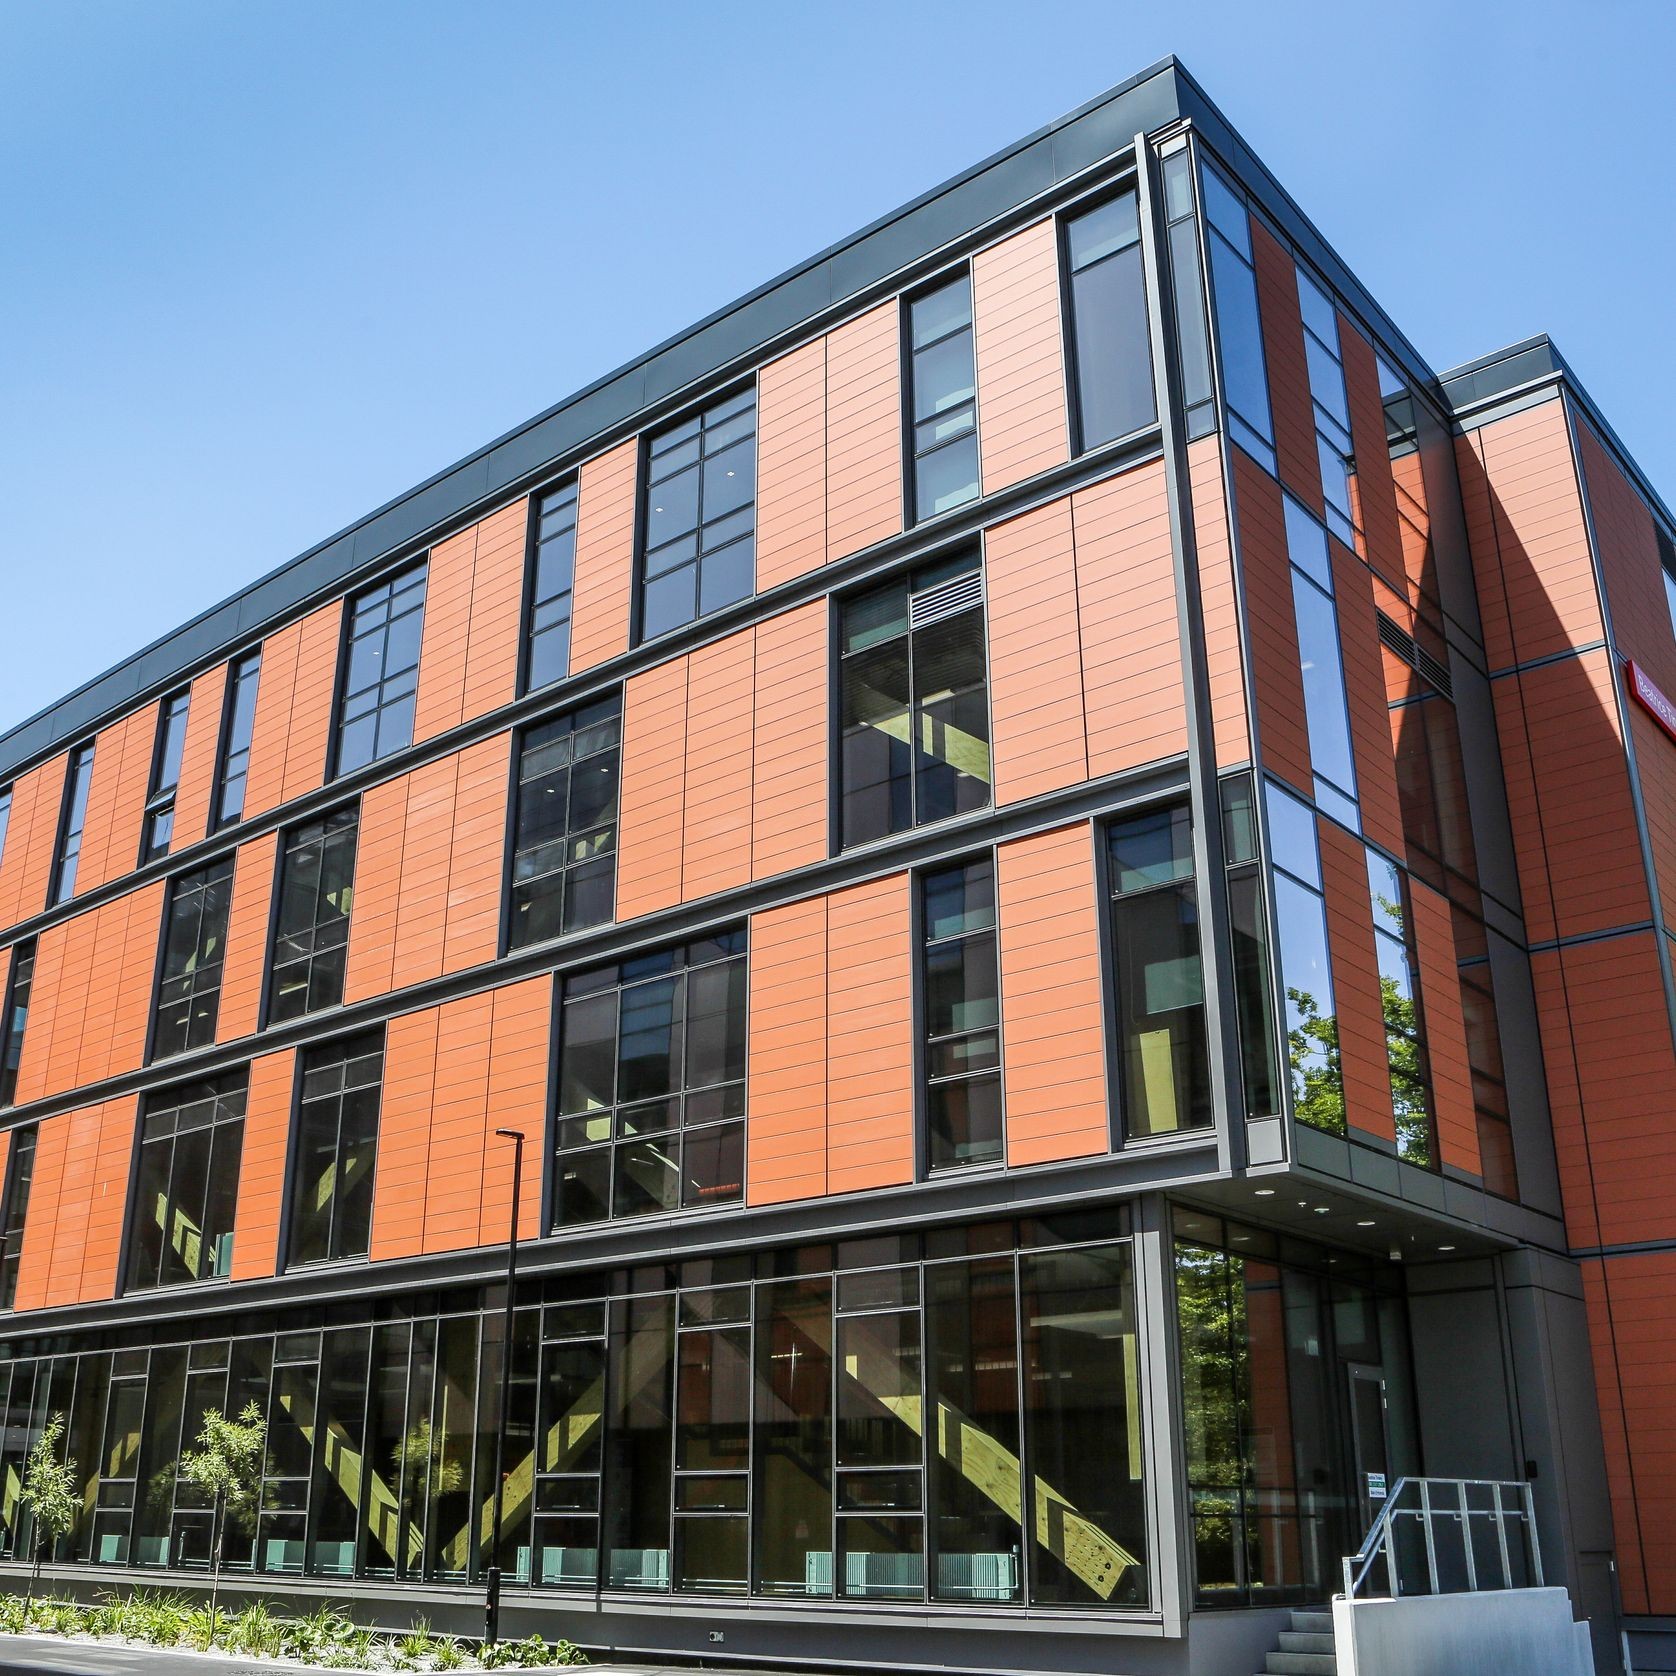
[493, 1128, 521, 1142]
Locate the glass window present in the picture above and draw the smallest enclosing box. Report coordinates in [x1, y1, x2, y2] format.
[0, 1126, 36, 1310]
[508, 697, 620, 950]
[554, 931, 747, 1226]
[152, 858, 234, 1060]
[603, 1294, 674, 1589]
[1456, 915, 1516, 1199]
[0, 940, 35, 1108]
[1162, 148, 1216, 440]
[50, 743, 96, 904]
[1108, 804, 1211, 1138]
[922, 859, 1002, 1171]
[753, 1276, 832, 1596]
[1266, 782, 1343, 1134]
[1284, 495, 1359, 829]
[1296, 268, 1357, 546]
[640, 389, 757, 641]
[335, 563, 427, 776]
[839, 556, 991, 847]
[127, 1072, 246, 1290]
[526, 479, 578, 691]
[0, 787, 10, 869]
[1665, 568, 1676, 642]
[1201, 165, 1275, 474]
[268, 807, 358, 1024]
[214, 651, 262, 831]
[288, 1031, 383, 1266]
[1221, 777, 1280, 1120]
[1367, 851, 1436, 1168]
[1065, 192, 1155, 451]
[141, 689, 192, 864]
[907, 274, 979, 522]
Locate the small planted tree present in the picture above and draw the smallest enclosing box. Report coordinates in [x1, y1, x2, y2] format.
[179, 1401, 266, 1645]
[19, 1413, 78, 1607]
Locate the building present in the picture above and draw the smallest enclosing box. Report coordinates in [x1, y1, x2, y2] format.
[0, 52, 1670, 1676]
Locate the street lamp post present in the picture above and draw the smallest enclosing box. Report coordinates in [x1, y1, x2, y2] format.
[484, 1127, 524, 1651]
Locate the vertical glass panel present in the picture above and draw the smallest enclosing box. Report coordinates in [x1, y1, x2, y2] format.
[1067, 193, 1155, 451]
[1228, 870, 1280, 1120]
[1207, 229, 1274, 469]
[362, 1322, 413, 1577]
[603, 1296, 674, 1590]
[1273, 872, 1343, 1134]
[927, 1258, 1022, 1602]
[424, 1313, 480, 1580]
[837, 1311, 922, 1469]
[1290, 570, 1359, 821]
[753, 1277, 833, 1595]
[1021, 1246, 1147, 1606]
[132, 1346, 188, 1567]
[308, 1327, 369, 1576]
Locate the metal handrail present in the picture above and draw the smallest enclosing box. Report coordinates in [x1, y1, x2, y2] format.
[1341, 1476, 1542, 1600]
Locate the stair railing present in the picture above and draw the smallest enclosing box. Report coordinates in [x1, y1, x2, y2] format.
[1341, 1476, 1542, 1600]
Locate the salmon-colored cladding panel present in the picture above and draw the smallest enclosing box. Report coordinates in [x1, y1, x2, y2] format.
[826, 872, 914, 1194]
[1251, 223, 1321, 513]
[1073, 460, 1187, 778]
[756, 339, 828, 589]
[683, 631, 757, 902]
[986, 497, 1089, 804]
[746, 894, 829, 1206]
[0, 752, 68, 931]
[342, 732, 511, 1003]
[414, 499, 529, 743]
[826, 300, 902, 564]
[229, 1047, 298, 1281]
[170, 660, 229, 853]
[998, 823, 1109, 1166]
[1190, 434, 1251, 769]
[1407, 879, 1478, 1179]
[751, 603, 829, 880]
[74, 702, 158, 896]
[568, 438, 640, 675]
[370, 978, 551, 1262]
[242, 600, 343, 819]
[12, 883, 164, 1105]
[1316, 821, 1396, 1144]
[973, 216, 1069, 496]
[614, 656, 689, 920]
[10, 1095, 137, 1311]
[216, 831, 280, 1042]
[1456, 400, 1602, 675]
[1233, 448, 1312, 796]
[1338, 319, 1404, 592]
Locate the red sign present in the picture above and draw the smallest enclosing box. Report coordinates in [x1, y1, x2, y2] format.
[1627, 660, 1676, 747]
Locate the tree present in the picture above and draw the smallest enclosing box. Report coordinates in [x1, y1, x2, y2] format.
[1286, 986, 1346, 1136]
[179, 1401, 266, 1644]
[19, 1413, 78, 1607]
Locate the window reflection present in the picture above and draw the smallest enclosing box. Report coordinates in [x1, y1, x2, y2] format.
[1065, 191, 1155, 450]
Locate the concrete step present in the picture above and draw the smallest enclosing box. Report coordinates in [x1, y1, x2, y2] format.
[1289, 1611, 1335, 1635]
[1264, 1655, 1339, 1676]
[1278, 1632, 1337, 1655]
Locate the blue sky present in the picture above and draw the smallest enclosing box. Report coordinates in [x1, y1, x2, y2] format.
[3, 0, 1672, 734]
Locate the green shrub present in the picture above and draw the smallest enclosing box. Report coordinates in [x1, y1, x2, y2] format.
[223, 1600, 285, 1658]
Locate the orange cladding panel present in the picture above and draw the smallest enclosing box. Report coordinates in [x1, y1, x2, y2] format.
[1190, 435, 1250, 767]
[1339, 318, 1405, 593]
[986, 497, 1088, 804]
[826, 301, 902, 563]
[1317, 821, 1395, 1144]
[461, 500, 529, 723]
[1408, 879, 1478, 1178]
[569, 439, 639, 674]
[998, 823, 1109, 1165]
[826, 873, 914, 1194]
[682, 630, 756, 902]
[413, 522, 479, 742]
[11, 1108, 69, 1311]
[370, 1005, 437, 1262]
[1330, 540, 1405, 855]
[230, 1048, 298, 1280]
[216, 831, 280, 1042]
[973, 217, 1069, 495]
[242, 601, 343, 818]
[1251, 223, 1321, 512]
[615, 657, 689, 919]
[440, 733, 512, 976]
[1459, 401, 1601, 673]
[75, 704, 157, 896]
[241, 617, 302, 819]
[746, 895, 828, 1205]
[1073, 460, 1187, 777]
[1233, 449, 1312, 795]
[479, 976, 551, 1246]
[170, 660, 229, 851]
[0, 753, 68, 931]
[756, 340, 827, 588]
[751, 603, 828, 881]
[77, 1095, 138, 1304]
[423, 992, 495, 1255]
[344, 773, 409, 1004]
[1630, 704, 1676, 934]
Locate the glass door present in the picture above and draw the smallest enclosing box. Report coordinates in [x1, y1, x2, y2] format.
[1345, 1364, 1391, 1540]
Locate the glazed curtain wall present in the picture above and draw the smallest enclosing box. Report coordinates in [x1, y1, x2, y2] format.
[0, 1220, 1147, 1613]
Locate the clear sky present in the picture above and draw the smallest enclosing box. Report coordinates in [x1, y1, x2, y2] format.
[3, 0, 1672, 735]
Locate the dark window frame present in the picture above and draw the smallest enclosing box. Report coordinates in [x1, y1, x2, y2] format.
[284, 1028, 385, 1269]
[0, 938, 35, 1109]
[50, 742, 96, 905]
[330, 560, 429, 780]
[0, 785, 12, 871]
[902, 268, 980, 526]
[150, 857, 236, 1063]
[212, 649, 263, 832]
[266, 805, 359, 1027]
[522, 476, 581, 695]
[635, 384, 759, 646]
[140, 688, 193, 866]
[0, 1124, 37, 1310]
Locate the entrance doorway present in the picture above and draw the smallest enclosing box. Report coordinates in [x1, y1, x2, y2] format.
[1346, 1364, 1392, 1539]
